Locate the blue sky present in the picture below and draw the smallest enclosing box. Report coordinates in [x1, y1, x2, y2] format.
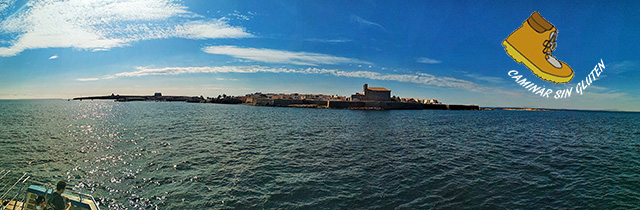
[0, 0, 639, 111]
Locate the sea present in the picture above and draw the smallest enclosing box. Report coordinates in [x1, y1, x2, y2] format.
[1, 99, 639, 209]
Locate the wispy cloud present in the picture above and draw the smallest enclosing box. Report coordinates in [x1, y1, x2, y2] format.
[48, 55, 58, 60]
[202, 45, 372, 66]
[463, 73, 504, 84]
[228, 10, 253, 21]
[216, 77, 238, 81]
[610, 60, 639, 74]
[174, 20, 252, 39]
[303, 38, 352, 43]
[96, 66, 290, 80]
[586, 85, 609, 92]
[576, 85, 626, 99]
[582, 91, 627, 99]
[350, 15, 386, 31]
[416, 57, 442, 64]
[76, 78, 100, 81]
[77, 65, 518, 96]
[0, 0, 252, 57]
[0, 0, 13, 13]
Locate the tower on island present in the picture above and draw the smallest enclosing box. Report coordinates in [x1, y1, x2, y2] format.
[351, 84, 391, 101]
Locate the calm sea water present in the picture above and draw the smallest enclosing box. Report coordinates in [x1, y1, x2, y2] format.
[1, 100, 639, 209]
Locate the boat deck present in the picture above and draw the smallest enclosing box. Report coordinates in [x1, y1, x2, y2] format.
[0, 170, 100, 210]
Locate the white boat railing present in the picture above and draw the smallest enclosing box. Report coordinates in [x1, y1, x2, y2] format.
[0, 170, 30, 210]
[0, 170, 100, 210]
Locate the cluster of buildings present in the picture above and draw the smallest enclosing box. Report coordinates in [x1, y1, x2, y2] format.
[245, 84, 441, 104]
[245, 93, 347, 103]
[398, 97, 441, 104]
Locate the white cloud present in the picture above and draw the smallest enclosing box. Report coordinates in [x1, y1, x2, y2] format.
[100, 66, 296, 79]
[216, 77, 238, 81]
[202, 46, 372, 66]
[416, 57, 441, 64]
[48, 55, 58, 60]
[174, 20, 252, 39]
[78, 65, 518, 95]
[0, 0, 12, 13]
[77, 78, 99, 81]
[0, 0, 252, 57]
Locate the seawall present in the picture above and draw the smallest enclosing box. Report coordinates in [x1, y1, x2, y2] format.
[251, 99, 479, 110]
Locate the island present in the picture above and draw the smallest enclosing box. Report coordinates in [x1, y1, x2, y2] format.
[73, 84, 479, 110]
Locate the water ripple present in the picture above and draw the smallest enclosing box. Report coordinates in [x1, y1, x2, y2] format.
[1, 100, 640, 209]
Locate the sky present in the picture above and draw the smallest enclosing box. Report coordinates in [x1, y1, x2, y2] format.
[0, 0, 639, 111]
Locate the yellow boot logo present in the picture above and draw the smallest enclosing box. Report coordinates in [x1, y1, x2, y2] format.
[503, 11, 574, 84]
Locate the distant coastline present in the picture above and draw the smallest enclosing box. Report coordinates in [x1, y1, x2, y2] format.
[67, 85, 638, 113]
[502, 108, 550, 111]
[72, 92, 479, 111]
[5, 99, 635, 113]
[72, 84, 480, 111]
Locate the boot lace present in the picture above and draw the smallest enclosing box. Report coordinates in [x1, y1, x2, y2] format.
[542, 31, 557, 59]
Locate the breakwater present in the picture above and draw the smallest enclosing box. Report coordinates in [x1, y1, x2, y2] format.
[72, 93, 202, 102]
[251, 98, 479, 110]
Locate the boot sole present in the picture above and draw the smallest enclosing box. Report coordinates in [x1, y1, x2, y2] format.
[502, 40, 573, 84]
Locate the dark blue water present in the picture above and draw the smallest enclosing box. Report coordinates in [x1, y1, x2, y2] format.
[1, 100, 639, 209]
